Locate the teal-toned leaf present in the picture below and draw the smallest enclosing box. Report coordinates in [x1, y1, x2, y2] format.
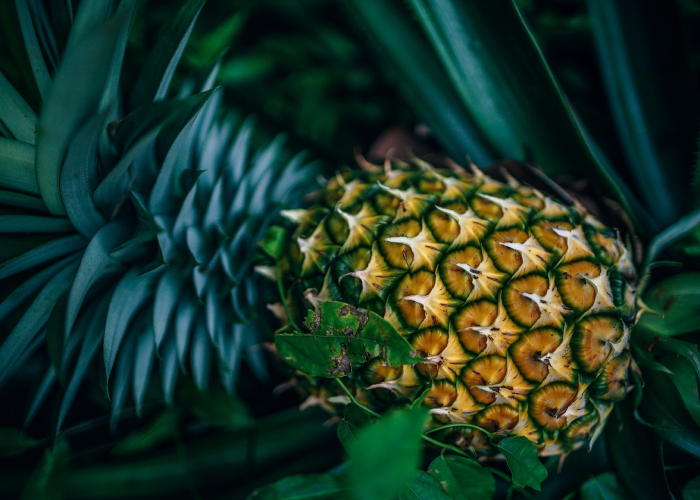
[11, 0, 51, 101]
[0, 428, 37, 457]
[0, 137, 38, 195]
[0, 1, 41, 103]
[0, 259, 78, 377]
[64, 218, 133, 337]
[160, 334, 179, 405]
[639, 273, 700, 335]
[103, 265, 163, 382]
[190, 316, 211, 391]
[497, 436, 548, 491]
[66, 0, 110, 47]
[21, 439, 68, 500]
[248, 473, 347, 500]
[133, 321, 155, 417]
[45, 291, 68, 377]
[407, 0, 644, 230]
[61, 111, 108, 238]
[36, 9, 130, 215]
[128, 0, 206, 111]
[581, 473, 626, 500]
[0, 190, 46, 211]
[109, 332, 136, 431]
[337, 403, 373, 453]
[662, 356, 700, 427]
[0, 215, 72, 233]
[645, 208, 700, 268]
[427, 455, 495, 500]
[175, 292, 197, 370]
[153, 266, 182, 348]
[0, 234, 84, 281]
[344, 0, 492, 163]
[684, 476, 700, 500]
[348, 407, 428, 500]
[56, 294, 109, 433]
[258, 225, 286, 260]
[24, 365, 56, 428]
[111, 411, 177, 457]
[275, 302, 419, 378]
[0, 69, 37, 144]
[400, 471, 451, 500]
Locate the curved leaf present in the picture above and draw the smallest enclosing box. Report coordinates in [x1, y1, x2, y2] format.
[645, 208, 700, 268]
[0, 69, 37, 144]
[0, 234, 84, 281]
[497, 436, 548, 491]
[400, 471, 451, 500]
[427, 455, 495, 500]
[0, 137, 38, 194]
[581, 473, 626, 500]
[0, 190, 46, 211]
[639, 273, 700, 336]
[0, 215, 72, 233]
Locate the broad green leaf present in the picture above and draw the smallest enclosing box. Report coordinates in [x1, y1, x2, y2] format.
[400, 471, 451, 500]
[606, 396, 673, 500]
[337, 403, 373, 453]
[684, 476, 700, 500]
[348, 407, 428, 500]
[645, 208, 700, 269]
[36, 9, 130, 215]
[0, 137, 38, 194]
[587, 0, 695, 225]
[662, 356, 700, 427]
[0, 234, 84, 281]
[275, 302, 419, 378]
[103, 265, 163, 382]
[497, 436, 548, 491]
[344, 0, 493, 163]
[248, 473, 347, 500]
[258, 225, 286, 260]
[21, 439, 69, 500]
[0, 258, 78, 377]
[639, 273, 700, 335]
[581, 473, 626, 500]
[111, 411, 177, 457]
[0, 428, 37, 457]
[0, 69, 37, 144]
[128, 0, 206, 111]
[427, 455, 495, 500]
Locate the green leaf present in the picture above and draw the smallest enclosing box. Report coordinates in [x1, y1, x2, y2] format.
[36, 9, 131, 215]
[348, 407, 428, 500]
[587, 0, 695, 225]
[9, 0, 51, 101]
[684, 476, 700, 500]
[21, 439, 69, 500]
[427, 455, 495, 500]
[400, 471, 451, 500]
[128, 0, 206, 111]
[0, 234, 84, 281]
[662, 356, 700, 427]
[275, 302, 419, 378]
[406, 0, 644, 229]
[111, 411, 177, 457]
[581, 473, 626, 500]
[606, 396, 673, 500]
[344, 0, 492, 163]
[639, 273, 700, 335]
[0, 69, 37, 144]
[337, 403, 373, 453]
[258, 225, 286, 260]
[0, 428, 37, 457]
[497, 436, 548, 491]
[185, 385, 252, 429]
[645, 208, 700, 268]
[248, 473, 347, 500]
[0, 137, 38, 195]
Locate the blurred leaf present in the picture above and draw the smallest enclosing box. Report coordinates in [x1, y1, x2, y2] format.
[427, 455, 494, 500]
[587, 0, 696, 225]
[21, 439, 69, 500]
[0, 428, 37, 457]
[344, 0, 493, 163]
[248, 473, 347, 500]
[400, 471, 451, 500]
[684, 476, 700, 500]
[640, 273, 700, 335]
[337, 403, 373, 453]
[185, 385, 252, 429]
[607, 396, 673, 500]
[581, 473, 626, 500]
[348, 407, 428, 500]
[258, 225, 286, 260]
[497, 436, 547, 491]
[275, 302, 418, 378]
[406, 0, 644, 229]
[112, 411, 177, 457]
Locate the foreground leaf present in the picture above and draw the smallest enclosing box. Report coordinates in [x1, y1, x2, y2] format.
[639, 273, 700, 336]
[400, 471, 451, 500]
[21, 439, 69, 500]
[427, 455, 495, 500]
[497, 436, 547, 491]
[0, 428, 37, 457]
[581, 473, 626, 500]
[248, 473, 347, 500]
[337, 403, 373, 453]
[276, 302, 418, 378]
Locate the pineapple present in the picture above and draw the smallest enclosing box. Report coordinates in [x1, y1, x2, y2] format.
[278, 156, 637, 457]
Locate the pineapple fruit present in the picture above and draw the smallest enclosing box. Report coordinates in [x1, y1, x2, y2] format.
[279, 156, 637, 457]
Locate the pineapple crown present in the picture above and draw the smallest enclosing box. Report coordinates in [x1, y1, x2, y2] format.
[0, 0, 320, 430]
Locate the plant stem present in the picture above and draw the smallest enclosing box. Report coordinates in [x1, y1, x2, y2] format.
[420, 434, 473, 458]
[335, 379, 382, 419]
[424, 422, 495, 440]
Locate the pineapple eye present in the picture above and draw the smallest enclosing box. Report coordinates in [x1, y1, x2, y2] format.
[474, 404, 519, 433]
[461, 355, 507, 404]
[529, 383, 578, 431]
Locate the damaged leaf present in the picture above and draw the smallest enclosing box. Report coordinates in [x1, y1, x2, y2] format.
[275, 301, 419, 378]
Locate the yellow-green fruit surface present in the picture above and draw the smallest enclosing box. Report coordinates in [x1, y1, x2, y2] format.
[281, 159, 637, 457]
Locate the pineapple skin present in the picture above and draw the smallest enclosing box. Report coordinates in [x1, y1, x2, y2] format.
[281, 158, 637, 457]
